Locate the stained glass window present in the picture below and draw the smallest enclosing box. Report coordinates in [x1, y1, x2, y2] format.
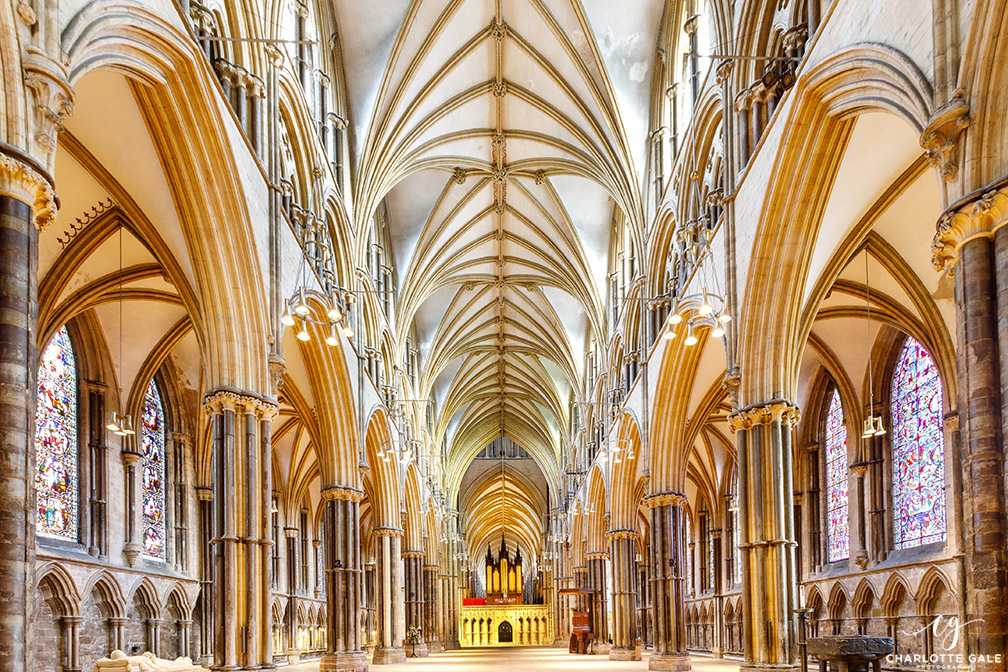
[891, 338, 946, 549]
[141, 380, 166, 559]
[35, 327, 78, 540]
[825, 389, 849, 562]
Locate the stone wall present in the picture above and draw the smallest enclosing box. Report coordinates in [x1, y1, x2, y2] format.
[32, 594, 62, 672]
[80, 593, 109, 672]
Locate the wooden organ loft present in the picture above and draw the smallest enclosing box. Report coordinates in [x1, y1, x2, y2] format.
[485, 536, 523, 605]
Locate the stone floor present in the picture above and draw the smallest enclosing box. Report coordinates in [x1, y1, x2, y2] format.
[285, 649, 742, 672]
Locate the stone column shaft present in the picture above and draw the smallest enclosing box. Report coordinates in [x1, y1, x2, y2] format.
[320, 489, 366, 672]
[205, 391, 276, 671]
[373, 528, 405, 664]
[960, 235, 1008, 666]
[423, 565, 441, 651]
[609, 532, 639, 660]
[648, 497, 690, 672]
[587, 554, 610, 652]
[403, 551, 428, 656]
[731, 401, 800, 672]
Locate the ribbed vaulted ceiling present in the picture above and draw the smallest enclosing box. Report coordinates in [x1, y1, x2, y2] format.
[334, 0, 661, 557]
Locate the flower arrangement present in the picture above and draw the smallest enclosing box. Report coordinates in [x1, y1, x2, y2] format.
[406, 624, 422, 644]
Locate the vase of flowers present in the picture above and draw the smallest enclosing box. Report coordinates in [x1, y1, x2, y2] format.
[406, 624, 422, 657]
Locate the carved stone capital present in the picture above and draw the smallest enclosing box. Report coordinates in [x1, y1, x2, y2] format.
[203, 387, 279, 417]
[0, 151, 57, 230]
[321, 484, 364, 502]
[932, 184, 1008, 273]
[734, 88, 754, 112]
[644, 490, 687, 508]
[373, 526, 404, 538]
[22, 46, 74, 169]
[728, 398, 801, 433]
[920, 95, 969, 182]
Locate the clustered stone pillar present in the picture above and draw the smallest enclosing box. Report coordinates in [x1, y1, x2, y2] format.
[586, 551, 610, 653]
[403, 550, 428, 656]
[439, 523, 460, 650]
[373, 527, 405, 664]
[647, 493, 690, 672]
[423, 563, 441, 652]
[205, 389, 277, 671]
[729, 401, 800, 672]
[61, 616, 83, 672]
[0, 154, 58, 672]
[932, 187, 1008, 670]
[553, 541, 571, 648]
[320, 486, 367, 672]
[195, 486, 214, 663]
[120, 447, 143, 566]
[608, 529, 639, 660]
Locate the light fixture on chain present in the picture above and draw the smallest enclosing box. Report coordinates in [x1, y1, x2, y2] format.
[279, 167, 355, 344]
[106, 226, 135, 437]
[861, 252, 886, 439]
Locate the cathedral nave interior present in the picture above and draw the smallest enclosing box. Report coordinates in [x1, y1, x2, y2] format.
[1, 0, 1006, 671]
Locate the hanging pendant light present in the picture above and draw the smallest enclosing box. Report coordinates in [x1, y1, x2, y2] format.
[663, 326, 677, 340]
[119, 414, 135, 436]
[327, 291, 342, 321]
[670, 298, 683, 324]
[698, 289, 713, 316]
[296, 319, 311, 341]
[711, 322, 725, 339]
[684, 323, 698, 346]
[294, 287, 311, 316]
[325, 323, 339, 346]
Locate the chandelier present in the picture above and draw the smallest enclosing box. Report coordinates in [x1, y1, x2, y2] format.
[662, 224, 730, 345]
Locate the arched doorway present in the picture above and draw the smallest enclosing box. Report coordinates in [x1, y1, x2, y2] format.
[498, 621, 513, 643]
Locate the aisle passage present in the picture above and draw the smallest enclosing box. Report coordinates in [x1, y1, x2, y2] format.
[285, 650, 742, 672]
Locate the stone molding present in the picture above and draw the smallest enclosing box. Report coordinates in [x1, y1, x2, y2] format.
[321, 485, 364, 502]
[727, 398, 801, 433]
[585, 551, 609, 561]
[22, 45, 74, 160]
[402, 550, 425, 558]
[644, 490, 687, 508]
[202, 387, 279, 418]
[373, 526, 404, 538]
[0, 151, 57, 230]
[932, 184, 1008, 273]
[606, 528, 637, 540]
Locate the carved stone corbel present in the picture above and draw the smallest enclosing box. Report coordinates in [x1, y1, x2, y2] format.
[920, 94, 969, 181]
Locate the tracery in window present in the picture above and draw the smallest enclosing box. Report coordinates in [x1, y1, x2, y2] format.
[891, 338, 946, 549]
[825, 389, 849, 562]
[35, 327, 78, 540]
[142, 379, 167, 559]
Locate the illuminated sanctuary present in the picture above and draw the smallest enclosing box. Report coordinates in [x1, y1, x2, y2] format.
[1, 0, 1007, 671]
